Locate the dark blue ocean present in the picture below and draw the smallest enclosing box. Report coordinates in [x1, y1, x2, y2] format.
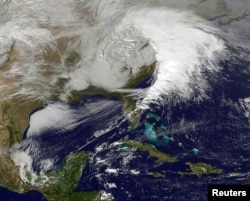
[0, 187, 47, 201]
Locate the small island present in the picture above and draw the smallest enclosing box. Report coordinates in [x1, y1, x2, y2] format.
[151, 172, 164, 178]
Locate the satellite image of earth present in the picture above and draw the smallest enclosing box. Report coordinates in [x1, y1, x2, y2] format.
[0, 0, 250, 200]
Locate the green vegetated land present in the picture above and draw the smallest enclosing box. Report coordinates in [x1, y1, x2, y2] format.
[0, 98, 102, 200]
[179, 162, 222, 178]
[37, 152, 101, 201]
[151, 172, 164, 178]
[120, 140, 178, 163]
[0, 149, 101, 201]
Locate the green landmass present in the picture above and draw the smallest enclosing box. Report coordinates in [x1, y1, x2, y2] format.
[37, 151, 101, 201]
[179, 162, 222, 178]
[0, 150, 101, 201]
[151, 172, 164, 178]
[0, 99, 102, 200]
[120, 140, 178, 163]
